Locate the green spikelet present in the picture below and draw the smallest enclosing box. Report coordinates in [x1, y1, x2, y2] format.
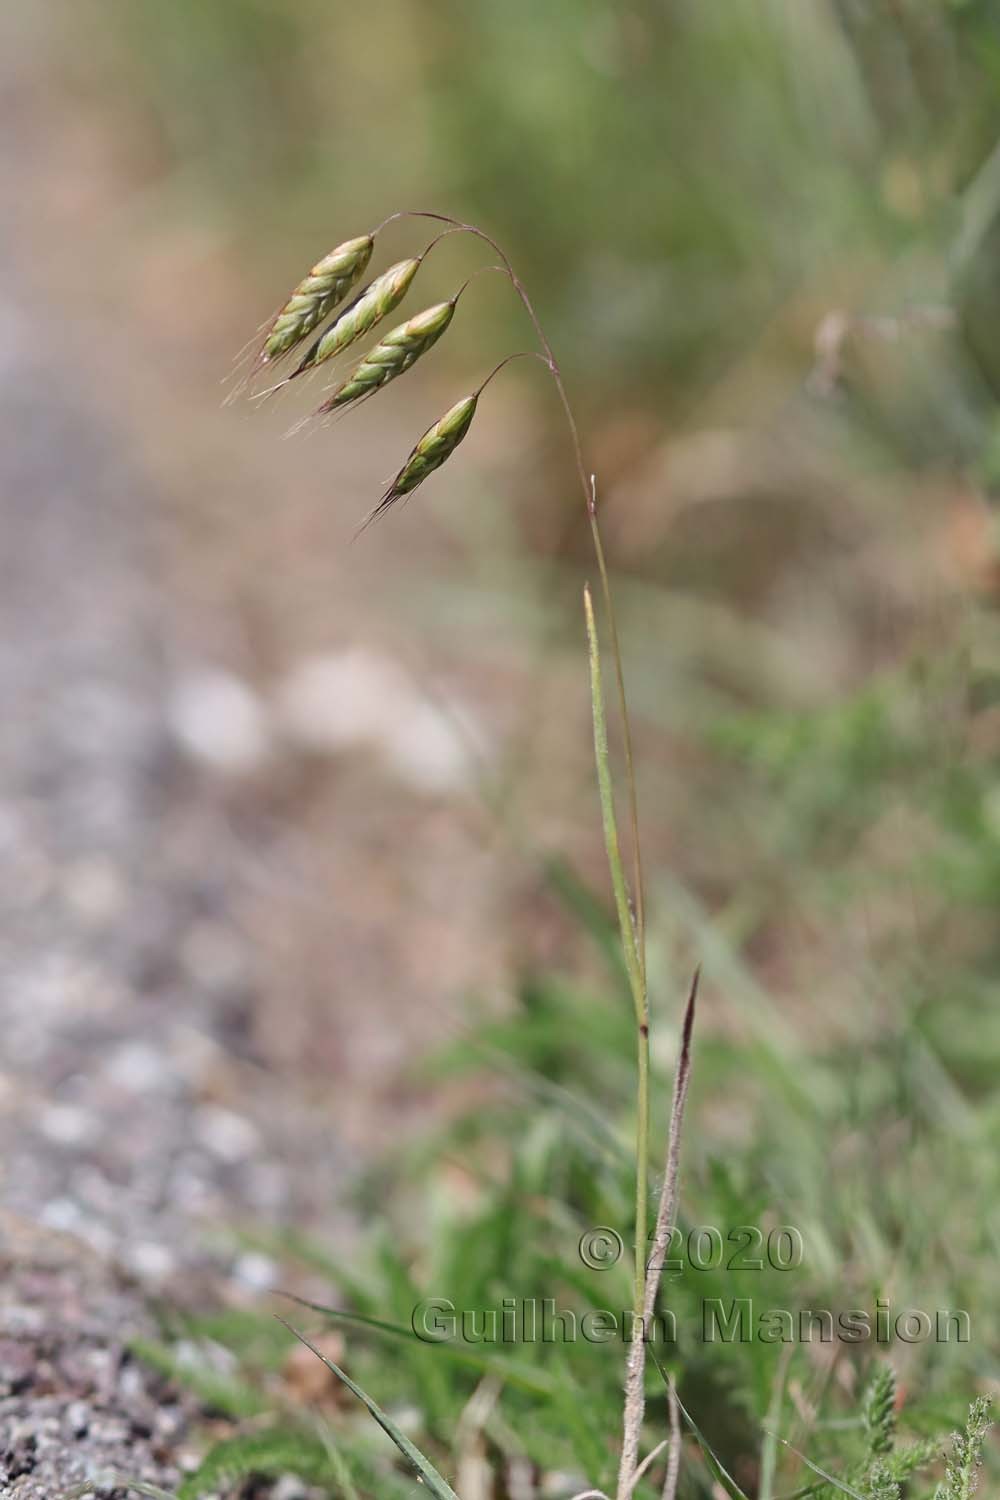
[359, 392, 479, 530]
[942, 1396, 993, 1499]
[291, 258, 421, 379]
[864, 1364, 897, 1458]
[316, 298, 457, 414]
[863, 1459, 900, 1500]
[261, 235, 373, 365]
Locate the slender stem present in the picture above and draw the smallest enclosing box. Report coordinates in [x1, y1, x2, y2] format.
[642, 970, 697, 1323]
[617, 971, 697, 1500]
[587, 492, 645, 981]
[454, 263, 513, 301]
[626, 1441, 668, 1495]
[583, 585, 649, 1334]
[393, 211, 645, 964]
[634, 1020, 650, 1328]
[582, 587, 645, 1017]
[661, 1379, 682, 1500]
[391, 212, 658, 1500]
[416, 226, 470, 262]
[474, 351, 551, 397]
[425, 210, 650, 1309]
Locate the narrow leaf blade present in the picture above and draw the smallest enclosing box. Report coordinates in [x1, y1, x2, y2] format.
[763, 1431, 868, 1499]
[278, 1321, 462, 1500]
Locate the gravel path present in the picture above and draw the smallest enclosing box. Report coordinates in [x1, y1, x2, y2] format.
[0, 236, 350, 1493]
[0, 20, 489, 1486]
[0, 321, 344, 1278]
[0, 1213, 198, 1499]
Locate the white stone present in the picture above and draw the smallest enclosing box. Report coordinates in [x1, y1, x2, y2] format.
[124, 1240, 175, 1282]
[233, 1250, 279, 1292]
[168, 669, 270, 775]
[194, 1104, 260, 1162]
[275, 646, 477, 792]
[274, 647, 411, 752]
[39, 1103, 96, 1147]
[103, 1040, 169, 1093]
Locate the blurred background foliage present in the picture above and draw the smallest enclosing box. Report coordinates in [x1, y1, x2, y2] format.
[47, 0, 1000, 398]
[7, 0, 1000, 1493]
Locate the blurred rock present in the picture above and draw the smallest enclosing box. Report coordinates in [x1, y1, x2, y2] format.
[168, 669, 271, 776]
[275, 647, 476, 792]
[0, 1213, 196, 1496]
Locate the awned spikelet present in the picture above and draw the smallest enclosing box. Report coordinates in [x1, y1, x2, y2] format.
[357, 393, 479, 532]
[290, 259, 420, 381]
[315, 298, 457, 415]
[260, 235, 373, 367]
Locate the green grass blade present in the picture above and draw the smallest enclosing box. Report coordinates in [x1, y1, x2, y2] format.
[759, 1353, 791, 1500]
[314, 1420, 364, 1500]
[279, 1320, 462, 1500]
[648, 1347, 749, 1500]
[583, 584, 643, 1017]
[763, 1431, 868, 1499]
[279, 1294, 556, 1396]
[584, 580, 650, 1331]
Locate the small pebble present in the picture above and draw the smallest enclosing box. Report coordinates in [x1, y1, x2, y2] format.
[41, 1196, 83, 1231]
[168, 669, 271, 775]
[233, 1250, 279, 1292]
[102, 1040, 170, 1094]
[123, 1240, 175, 1283]
[273, 1476, 309, 1500]
[194, 1104, 260, 1163]
[39, 1104, 97, 1148]
[64, 1398, 90, 1438]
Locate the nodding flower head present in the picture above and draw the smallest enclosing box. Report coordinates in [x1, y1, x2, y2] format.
[260, 234, 374, 366]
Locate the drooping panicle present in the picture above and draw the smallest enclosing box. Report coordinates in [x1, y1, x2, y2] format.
[315, 298, 457, 415]
[260, 235, 374, 366]
[290, 259, 421, 380]
[357, 393, 479, 531]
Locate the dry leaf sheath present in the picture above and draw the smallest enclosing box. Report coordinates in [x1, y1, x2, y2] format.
[289, 258, 421, 381]
[315, 298, 457, 415]
[260, 234, 374, 367]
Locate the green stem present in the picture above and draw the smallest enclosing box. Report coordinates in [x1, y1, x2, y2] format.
[392, 210, 646, 966]
[584, 584, 649, 1322]
[588, 501, 646, 981]
[396, 206, 652, 1473]
[633, 1020, 650, 1320]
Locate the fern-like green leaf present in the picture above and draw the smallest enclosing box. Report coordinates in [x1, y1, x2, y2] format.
[863, 1365, 897, 1459]
[177, 1428, 337, 1500]
[129, 1336, 267, 1420]
[862, 1459, 900, 1500]
[942, 1396, 993, 1500]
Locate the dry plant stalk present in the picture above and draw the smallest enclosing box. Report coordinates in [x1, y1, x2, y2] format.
[615, 971, 697, 1500]
[242, 211, 697, 1500]
[662, 1380, 682, 1500]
